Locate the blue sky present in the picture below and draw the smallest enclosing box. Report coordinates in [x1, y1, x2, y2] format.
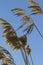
[0, 0, 43, 65]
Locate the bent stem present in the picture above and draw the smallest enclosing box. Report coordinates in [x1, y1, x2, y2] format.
[34, 24, 43, 38]
[31, 19, 43, 38]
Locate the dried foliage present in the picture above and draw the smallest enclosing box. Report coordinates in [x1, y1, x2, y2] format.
[0, 18, 31, 65]
[15, 15, 34, 35]
[0, 46, 15, 65]
[28, 0, 39, 6]
[0, 18, 31, 55]
[0, 18, 24, 50]
[25, 45, 31, 55]
[11, 1, 43, 38]
[23, 23, 34, 35]
[28, 0, 43, 15]
[11, 8, 24, 12]
[0, 0, 43, 65]
[16, 16, 32, 30]
[11, 8, 25, 16]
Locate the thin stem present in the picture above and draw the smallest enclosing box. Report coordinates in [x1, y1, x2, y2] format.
[31, 19, 43, 38]
[30, 53, 34, 65]
[20, 48, 26, 65]
[23, 47, 30, 65]
[20, 48, 30, 65]
[34, 24, 43, 38]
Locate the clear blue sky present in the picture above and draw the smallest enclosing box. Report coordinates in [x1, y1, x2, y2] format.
[0, 0, 43, 65]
